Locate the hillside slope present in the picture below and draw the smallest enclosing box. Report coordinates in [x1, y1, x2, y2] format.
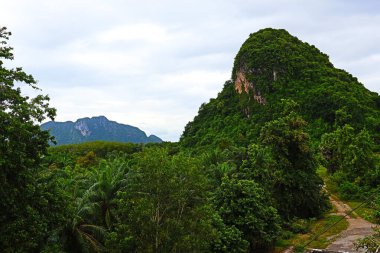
[41, 116, 162, 145]
[180, 28, 380, 150]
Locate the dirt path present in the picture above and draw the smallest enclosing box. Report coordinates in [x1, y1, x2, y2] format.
[281, 246, 294, 253]
[325, 196, 375, 252]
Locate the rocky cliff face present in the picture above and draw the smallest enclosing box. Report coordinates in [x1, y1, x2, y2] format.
[234, 69, 267, 105]
[41, 116, 163, 145]
[74, 121, 91, 136]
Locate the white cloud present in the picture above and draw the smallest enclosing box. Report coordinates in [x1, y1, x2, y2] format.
[97, 23, 171, 44]
[66, 50, 146, 75]
[158, 70, 229, 96]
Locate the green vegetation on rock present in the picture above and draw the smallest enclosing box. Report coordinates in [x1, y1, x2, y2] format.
[181, 28, 380, 151]
[41, 116, 163, 145]
[1, 27, 379, 252]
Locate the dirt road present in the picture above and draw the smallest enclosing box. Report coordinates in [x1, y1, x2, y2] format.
[325, 197, 375, 252]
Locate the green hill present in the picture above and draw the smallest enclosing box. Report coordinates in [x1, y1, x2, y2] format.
[41, 116, 162, 145]
[180, 28, 380, 151]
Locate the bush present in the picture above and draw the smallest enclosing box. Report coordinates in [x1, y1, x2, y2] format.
[280, 230, 294, 240]
[288, 219, 311, 234]
[338, 181, 362, 200]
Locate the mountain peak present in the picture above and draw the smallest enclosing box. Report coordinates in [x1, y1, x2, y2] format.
[230, 28, 334, 108]
[41, 116, 163, 145]
[180, 28, 380, 149]
[91, 115, 108, 120]
[74, 115, 108, 122]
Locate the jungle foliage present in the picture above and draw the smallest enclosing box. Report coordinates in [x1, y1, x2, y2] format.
[1, 27, 380, 252]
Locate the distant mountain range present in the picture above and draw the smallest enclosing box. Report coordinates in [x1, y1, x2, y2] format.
[41, 116, 163, 145]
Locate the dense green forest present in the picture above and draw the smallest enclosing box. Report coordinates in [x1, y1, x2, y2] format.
[1, 27, 379, 252]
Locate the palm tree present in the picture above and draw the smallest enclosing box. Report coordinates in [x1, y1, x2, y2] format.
[62, 196, 106, 253]
[85, 155, 130, 228]
[58, 154, 130, 252]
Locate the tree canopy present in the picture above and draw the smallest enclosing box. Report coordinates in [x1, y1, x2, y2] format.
[0, 26, 66, 251]
[1, 27, 379, 253]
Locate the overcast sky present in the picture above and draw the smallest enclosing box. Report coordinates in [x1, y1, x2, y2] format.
[1, 0, 379, 141]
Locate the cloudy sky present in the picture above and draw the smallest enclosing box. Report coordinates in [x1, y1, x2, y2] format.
[1, 0, 379, 141]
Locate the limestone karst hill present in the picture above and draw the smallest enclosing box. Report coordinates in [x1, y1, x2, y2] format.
[180, 28, 380, 150]
[41, 116, 162, 145]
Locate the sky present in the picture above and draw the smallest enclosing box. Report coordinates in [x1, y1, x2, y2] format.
[0, 0, 379, 141]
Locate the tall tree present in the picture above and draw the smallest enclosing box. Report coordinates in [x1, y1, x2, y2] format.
[85, 155, 130, 228]
[110, 148, 214, 252]
[320, 124, 376, 181]
[0, 27, 62, 251]
[215, 175, 281, 251]
[249, 99, 329, 218]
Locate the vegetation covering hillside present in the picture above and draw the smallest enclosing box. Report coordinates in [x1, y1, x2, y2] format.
[181, 28, 380, 150]
[1, 27, 379, 252]
[41, 116, 162, 145]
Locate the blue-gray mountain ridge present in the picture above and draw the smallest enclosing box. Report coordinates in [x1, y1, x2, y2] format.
[41, 116, 162, 145]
